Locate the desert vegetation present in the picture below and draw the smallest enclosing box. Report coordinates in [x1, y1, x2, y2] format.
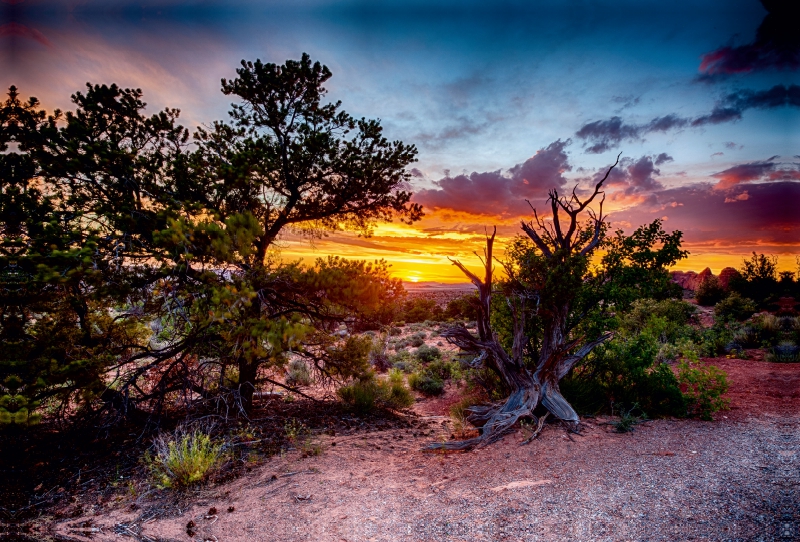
[1, 54, 798, 539]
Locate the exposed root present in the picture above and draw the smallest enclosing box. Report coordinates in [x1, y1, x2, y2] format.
[521, 412, 549, 445]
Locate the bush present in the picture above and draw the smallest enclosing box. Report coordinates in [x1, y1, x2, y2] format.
[445, 293, 479, 321]
[766, 342, 800, 363]
[714, 293, 757, 322]
[677, 358, 729, 420]
[408, 332, 426, 347]
[562, 333, 685, 417]
[148, 429, 223, 489]
[326, 335, 373, 379]
[337, 372, 414, 413]
[415, 344, 441, 362]
[402, 298, 443, 323]
[408, 373, 444, 396]
[285, 359, 312, 386]
[752, 313, 782, 346]
[695, 275, 726, 306]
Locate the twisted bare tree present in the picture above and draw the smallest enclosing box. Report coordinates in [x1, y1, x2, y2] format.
[429, 155, 620, 450]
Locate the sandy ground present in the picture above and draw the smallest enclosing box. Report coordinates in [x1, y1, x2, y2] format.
[47, 355, 799, 542]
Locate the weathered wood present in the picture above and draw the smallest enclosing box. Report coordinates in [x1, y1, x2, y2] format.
[426, 158, 620, 451]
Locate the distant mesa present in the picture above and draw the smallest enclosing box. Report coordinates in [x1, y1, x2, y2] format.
[670, 267, 741, 291]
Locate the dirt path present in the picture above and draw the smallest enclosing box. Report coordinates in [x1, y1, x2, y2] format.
[51, 359, 799, 542]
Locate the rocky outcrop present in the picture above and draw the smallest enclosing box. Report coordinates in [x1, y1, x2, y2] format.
[671, 267, 738, 291]
[718, 267, 741, 290]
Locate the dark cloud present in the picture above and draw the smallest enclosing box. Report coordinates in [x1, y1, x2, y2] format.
[723, 141, 741, 150]
[698, 7, 800, 79]
[576, 85, 800, 153]
[598, 155, 663, 194]
[412, 139, 573, 217]
[654, 152, 673, 166]
[711, 157, 779, 189]
[610, 181, 800, 248]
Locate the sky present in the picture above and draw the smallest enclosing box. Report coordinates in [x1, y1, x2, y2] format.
[3, 0, 799, 282]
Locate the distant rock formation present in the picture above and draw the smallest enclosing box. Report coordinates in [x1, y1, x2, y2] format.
[718, 267, 741, 290]
[671, 267, 740, 291]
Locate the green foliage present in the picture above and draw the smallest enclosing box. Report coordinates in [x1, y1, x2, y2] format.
[766, 342, 800, 363]
[415, 344, 441, 362]
[324, 335, 373, 380]
[336, 371, 414, 414]
[402, 298, 443, 323]
[714, 293, 757, 322]
[147, 429, 223, 489]
[619, 298, 696, 342]
[445, 293, 479, 321]
[564, 333, 685, 417]
[677, 357, 729, 421]
[695, 275, 726, 306]
[408, 373, 444, 396]
[609, 403, 648, 433]
[285, 359, 312, 387]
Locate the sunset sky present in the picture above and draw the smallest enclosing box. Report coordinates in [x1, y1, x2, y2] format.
[3, 0, 799, 282]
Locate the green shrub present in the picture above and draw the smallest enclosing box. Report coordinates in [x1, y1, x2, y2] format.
[425, 358, 461, 381]
[695, 275, 726, 306]
[445, 293, 479, 321]
[714, 293, 757, 322]
[326, 335, 373, 379]
[562, 333, 685, 417]
[677, 358, 729, 420]
[408, 373, 444, 396]
[415, 344, 441, 362]
[148, 429, 223, 489]
[285, 359, 312, 386]
[408, 332, 426, 347]
[752, 313, 781, 345]
[766, 342, 800, 363]
[622, 299, 696, 332]
[337, 372, 414, 413]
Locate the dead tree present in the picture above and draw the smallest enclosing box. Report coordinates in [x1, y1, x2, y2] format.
[429, 155, 620, 450]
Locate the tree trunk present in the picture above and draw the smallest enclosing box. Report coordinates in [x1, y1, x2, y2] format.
[238, 358, 258, 416]
[428, 230, 608, 451]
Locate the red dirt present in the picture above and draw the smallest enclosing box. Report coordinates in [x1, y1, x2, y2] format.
[47, 355, 799, 542]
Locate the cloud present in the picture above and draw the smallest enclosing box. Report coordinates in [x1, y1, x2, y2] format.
[600, 155, 664, 194]
[711, 157, 779, 189]
[0, 23, 52, 48]
[724, 141, 741, 150]
[654, 152, 673, 166]
[575, 84, 800, 153]
[413, 139, 573, 218]
[610, 181, 800, 249]
[724, 191, 750, 203]
[698, 8, 800, 79]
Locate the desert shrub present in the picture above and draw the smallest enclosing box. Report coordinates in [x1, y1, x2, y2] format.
[415, 344, 441, 362]
[695, 275, 726, 306]
[677, 356, 729, 420]
[752, 313, 782, 346]
[368, 332, 391, 372]
[445, 293, 480, 321]
[562, 333, 685, 417]
[714, 293, 757, 322]
[621, 298, 696, 335]
[337, 372, 414, 413]
[791, 317, 800, 343]
[388, 326, 402, 336]
[402, 298, 443, 323]
[610, 403, 648, 433]
[325, 335, 374, 379]
[425, 358, 461, 381]
[285, 359, 312, 386]
[766, 342, 800, 363]
[147, 429, 223, 489]
[694, 323, 735, 356]
[731, 325, 759, 348]
[408, 373, 444, 396]
[408, 331, 427, 347]
[449, 394, 483, 435]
